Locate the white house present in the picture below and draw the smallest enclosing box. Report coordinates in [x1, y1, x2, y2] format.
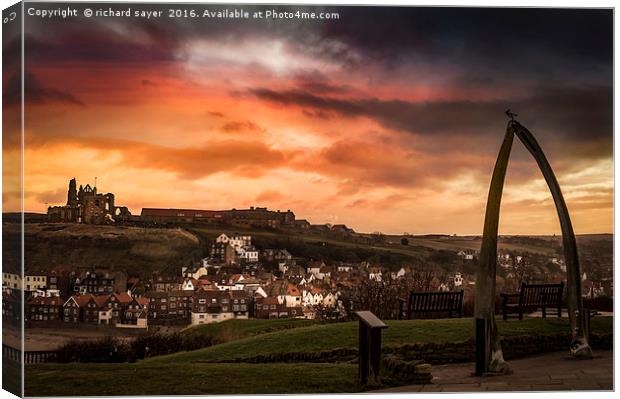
[457, 250, 475, 261]
[453, 272, 463, 287]
[307, 261, 325, 278]
[322, 292, 339, 307]
[337, 264, 353, 272]
[238, 247, 259, 263]
[283, 284, 302, 307]
[182, 278, 197, 291]
[368, 268, 383, 282]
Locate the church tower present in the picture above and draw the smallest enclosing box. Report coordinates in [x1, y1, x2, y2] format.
[67, 178, 78, 207]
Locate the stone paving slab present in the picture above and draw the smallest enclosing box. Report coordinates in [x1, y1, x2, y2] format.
[376, 350, 613, 393]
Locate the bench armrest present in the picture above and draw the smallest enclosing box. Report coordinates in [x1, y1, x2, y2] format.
[397, 297, 407, 304]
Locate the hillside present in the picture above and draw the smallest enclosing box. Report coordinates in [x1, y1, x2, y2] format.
[4, 221, 611, 276]
[2, 223, 204, 276]
[24, 317, 613, 395]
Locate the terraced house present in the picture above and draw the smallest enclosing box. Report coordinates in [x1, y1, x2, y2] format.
[191, 289, 252, 325]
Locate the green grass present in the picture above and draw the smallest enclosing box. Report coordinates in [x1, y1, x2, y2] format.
[181, 317, 319, 343]
[25, 363, 360, 395]
[25, 317, 613, 396]
[152, 317, 612, 364]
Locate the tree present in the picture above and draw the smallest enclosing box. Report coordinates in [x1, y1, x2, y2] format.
[401, 237, 409, 246]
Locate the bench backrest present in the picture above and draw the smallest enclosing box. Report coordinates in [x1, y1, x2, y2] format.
[519, 282, 564, 307]
[408, 290, 464, 313]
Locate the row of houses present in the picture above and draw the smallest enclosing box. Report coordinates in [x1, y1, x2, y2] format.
[2, 267, 129, 298]
[25, 292, 148, 328]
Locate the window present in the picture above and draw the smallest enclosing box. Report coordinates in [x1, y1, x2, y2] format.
[199, 299, 206, 304]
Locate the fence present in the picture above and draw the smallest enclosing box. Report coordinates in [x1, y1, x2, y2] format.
[2, 344, 86, 364]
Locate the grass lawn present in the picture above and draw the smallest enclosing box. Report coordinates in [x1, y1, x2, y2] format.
[25, 362, 360, 396]
[25, 316, 612, 396]
[153, 316, 612, 364]
[180, 317, 318, 343]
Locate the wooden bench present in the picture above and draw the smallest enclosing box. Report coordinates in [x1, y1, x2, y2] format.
[501, 282, 564, 320]
[398, 290, 464, 320]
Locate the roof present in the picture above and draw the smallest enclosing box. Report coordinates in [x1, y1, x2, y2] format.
[135, 297, 149, 306]
[287, 284, 300, 296]
[93, 295, 109, 307]
[113, 292, 133, 303]
[65, 294, 94, 307]
[257, 297, 280, 305]
[146, 291, 168, 298]
[28, 297, 63, 306]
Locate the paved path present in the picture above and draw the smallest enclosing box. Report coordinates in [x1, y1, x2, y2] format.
[377, 350, 613, 392]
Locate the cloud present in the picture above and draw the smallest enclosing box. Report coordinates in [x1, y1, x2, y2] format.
[249, 85, 612, 152]
[255, 190, 284, 203]
[29, 136, 297, 181]
[292, 139, 492, 191]
[34, 188, 67, 205]
[221, 120, 264, 134]
[3, 71, 86, 107]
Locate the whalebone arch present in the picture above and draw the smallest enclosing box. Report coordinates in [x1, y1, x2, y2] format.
[474, 119, 592, 375]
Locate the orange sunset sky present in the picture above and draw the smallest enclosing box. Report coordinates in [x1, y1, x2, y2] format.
[2, 6, 613, 235]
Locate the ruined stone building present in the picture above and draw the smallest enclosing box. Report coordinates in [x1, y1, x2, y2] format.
[47, 178, 131, 224]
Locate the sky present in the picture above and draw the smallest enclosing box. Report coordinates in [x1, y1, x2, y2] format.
[2, 5, 613, 235]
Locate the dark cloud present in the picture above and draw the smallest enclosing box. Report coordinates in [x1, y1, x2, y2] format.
[141, 79, 157, 87]
[249, 85, 612, 150]
[23, 6, 612, 91]
[3, 71, 85, 107]
[318, 8, 612, 71]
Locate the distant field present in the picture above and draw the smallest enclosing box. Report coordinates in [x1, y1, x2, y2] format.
[25, 317, 613, 396]
[190, 225, 596, 259]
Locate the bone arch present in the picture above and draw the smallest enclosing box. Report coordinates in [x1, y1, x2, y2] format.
[474, 120, 592, 374]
